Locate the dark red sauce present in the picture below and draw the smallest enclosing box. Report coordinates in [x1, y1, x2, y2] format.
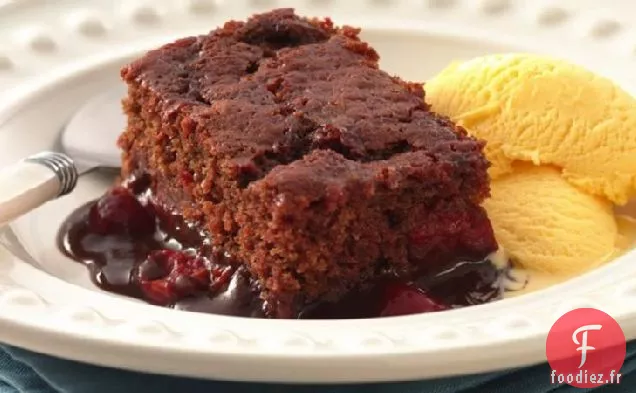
[57, 176, 504, 319]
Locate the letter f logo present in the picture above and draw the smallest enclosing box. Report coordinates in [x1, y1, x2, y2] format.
[573, 324, 603, 368]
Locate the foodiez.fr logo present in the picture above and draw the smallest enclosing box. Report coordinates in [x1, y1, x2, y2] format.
[546, 308, 626, 388]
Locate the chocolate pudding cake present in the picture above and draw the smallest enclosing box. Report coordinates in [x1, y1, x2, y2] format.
[59, 8, 503, 319]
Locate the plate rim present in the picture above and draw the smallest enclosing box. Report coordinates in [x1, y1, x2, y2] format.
[0, 0, 636, 382]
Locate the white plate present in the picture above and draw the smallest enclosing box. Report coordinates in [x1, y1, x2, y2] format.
[1, 0, 636, 383]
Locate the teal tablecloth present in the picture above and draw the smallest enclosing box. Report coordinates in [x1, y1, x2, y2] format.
[1, 343, 635, 392]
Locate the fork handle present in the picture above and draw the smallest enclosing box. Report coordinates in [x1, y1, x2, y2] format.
[0, 152, 78, 227]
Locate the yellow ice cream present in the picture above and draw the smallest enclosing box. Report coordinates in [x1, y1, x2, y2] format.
[483, 163, 618, 276]
[425, 54, 636, 288]
[425, 54, 636, 205]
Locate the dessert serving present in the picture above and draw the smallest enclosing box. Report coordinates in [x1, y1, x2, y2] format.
[58, 8, 503, 319]
[57, 8, 636, 319]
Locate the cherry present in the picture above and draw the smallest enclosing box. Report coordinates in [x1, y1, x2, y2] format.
[136, 249, 219, 305]
[140, 280, 176, 305]
[209, 265, 234, 293]
[379, 282, 448, 317]
[170, 255, 211, 294]
[88, 187, 156, 237]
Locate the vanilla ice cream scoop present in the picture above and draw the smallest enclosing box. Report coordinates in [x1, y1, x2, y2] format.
[425, 54, 636, 205]
[483, 164, 618, 276]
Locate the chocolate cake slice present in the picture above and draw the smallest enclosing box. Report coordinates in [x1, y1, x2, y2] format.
[118, 8, 498, 318]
